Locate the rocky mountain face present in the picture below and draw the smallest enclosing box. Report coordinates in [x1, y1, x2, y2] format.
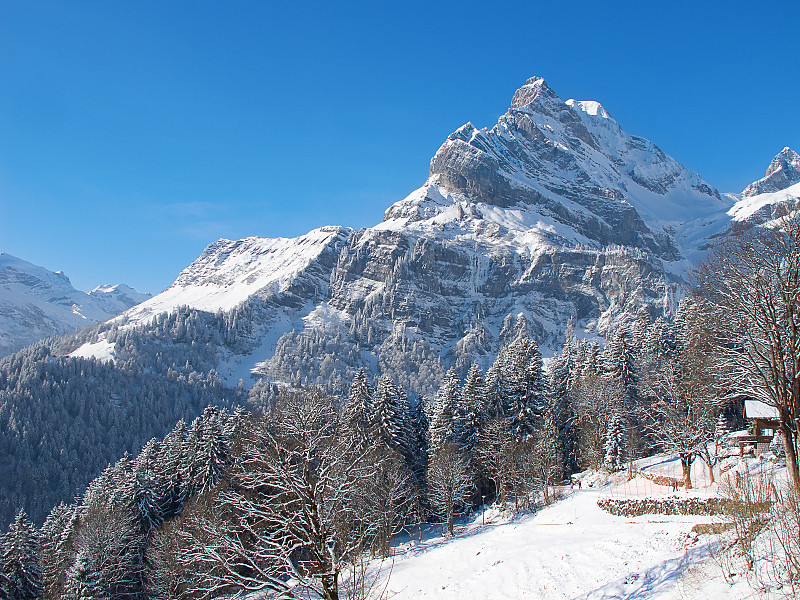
[72, 77, 742, 396]
[0, 253, 151, 357]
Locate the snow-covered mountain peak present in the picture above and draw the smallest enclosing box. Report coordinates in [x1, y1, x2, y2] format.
[424, 78, 728, 264]
[566, 99, 613, 121]
[767, 147, 799, 177]
[742, 146, 800, 197]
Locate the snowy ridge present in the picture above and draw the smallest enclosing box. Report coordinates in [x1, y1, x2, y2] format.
[728, 148, 800, 225]
[89, 284, 152, 315]
[728, 180, 800, 223]
[124, 226, 351, 320]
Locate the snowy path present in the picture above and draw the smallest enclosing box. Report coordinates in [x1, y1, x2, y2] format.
[379, 489, 716, 600]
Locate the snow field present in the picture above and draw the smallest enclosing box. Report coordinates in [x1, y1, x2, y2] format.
[379, 488, 708, 600]
[370, 454, 787, 600]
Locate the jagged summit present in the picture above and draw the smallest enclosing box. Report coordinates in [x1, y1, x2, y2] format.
[766, 147, 799, 178]
[742, 147, 800, 197]
[509, 76, 560, 109]
[416, 77, 727, 263]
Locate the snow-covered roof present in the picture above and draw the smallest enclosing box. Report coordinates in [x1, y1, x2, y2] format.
[744, 399, 780, 420]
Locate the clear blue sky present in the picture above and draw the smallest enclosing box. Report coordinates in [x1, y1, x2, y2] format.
[1, 0, 798, 294]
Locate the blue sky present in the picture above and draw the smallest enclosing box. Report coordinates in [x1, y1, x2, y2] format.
[1, 0, 798, 294]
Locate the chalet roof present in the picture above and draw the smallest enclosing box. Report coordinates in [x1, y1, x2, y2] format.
[744, 399, 780, 420]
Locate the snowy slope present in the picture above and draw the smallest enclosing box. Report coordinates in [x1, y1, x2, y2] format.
[381, 490, 703, 600]
[124, 226, 351, 321]
[370, 455, 785, 600]
[728, 180, 800, 223]
[0, 253, 151, 356]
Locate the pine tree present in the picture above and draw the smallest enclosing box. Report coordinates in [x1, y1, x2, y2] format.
[195, 406, 230, 493]
[1, 510, 42, 600]
[523, 339, 548, 424]
[646, 317, 675, 359]
[602, 413, 626, 472]
[340, 368, 374, 446]
[500, 337, 546, 440]
[133, 438, 163, 533]
[549, 349, 578, 473]
[157, 420, 188, 518]
[408, 398, 429, 479]
[428, 369, 461, 454]
[482, 361, 504, 420]
[457, 363, 485, 456]
[39, 503, 79, 600]
[605, 329, 637, 402]
[580, 340, 601, 377]
[372, 375, 414, 460]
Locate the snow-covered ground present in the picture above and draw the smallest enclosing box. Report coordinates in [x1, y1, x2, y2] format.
[369, 454, 787, 600]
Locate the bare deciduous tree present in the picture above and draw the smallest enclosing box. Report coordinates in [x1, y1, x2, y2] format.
[639, 356, 718, 489]
[426, 441, 473, 536]
[696, 213, 800, 490]
[223, 390, 385, 600]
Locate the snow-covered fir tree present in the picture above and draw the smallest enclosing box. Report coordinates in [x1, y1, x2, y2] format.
[457, 363, 486, 456]
[428, 369, 461, 453]
[604, 329, 637, 402]
[602, 413, 627, 472]
[372, 374, 415, 463]
[1, 510, 42, 600]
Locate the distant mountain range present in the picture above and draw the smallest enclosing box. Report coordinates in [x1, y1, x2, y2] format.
[0, 253, 151, 356]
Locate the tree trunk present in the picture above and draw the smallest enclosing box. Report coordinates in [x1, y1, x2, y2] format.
[321, 573, 339, 600]
[781, 421, 800, 492]
[707, 463, 715, 485]
[680, 454, 693, 490]
[446, 507, 454, 537]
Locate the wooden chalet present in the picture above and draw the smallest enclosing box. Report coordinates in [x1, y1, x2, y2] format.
[736, 399, 781, 454]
